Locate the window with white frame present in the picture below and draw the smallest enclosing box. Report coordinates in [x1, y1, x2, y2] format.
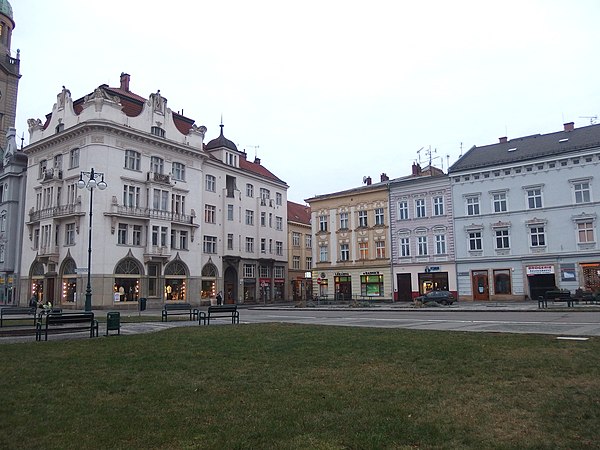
[359, 242, 368, 260]
[227, 204, 234, 221]
[204, 204, 216, 223]
[260, 238, 266, 253]
[227, 233, 234, 250]
[293, 256, 301, 269]
[276, 216, 283, 230]
[375, 208, 384, 225]
[400, 237, 410, 257]
[466, 195, 480, 216]
[358, 210, 368, 227]
[415, 199, 426, 218]
[260, 212, 266, 227]
[246, 237, 254, 253]
[152, 226, 168, 247]
[292, 232, 300, 247]
[468, 231, 482, 251]
[172, 162, 185, 181]
[171, 194, 185, 215]
[153, 189, 169, 211]
[179, 231, 188, 250]
[526, 188, 542, 209]
[276, 241, 283, 256]
[123, 185, 140, 208]
[133, 225, 142, 246]
[435, 234, 446, 254]
[205, 174, 216, 192]
[0, 245, 4, 263]
[69, 148, 79, 169]
[339, 212, 349, 229]
[259, 266, 270, 278]
[340, 243, 350, 261]
[529, 225, 546, 247]
[246, 183, 254, 197]
[492, 192, 507, 213]
[306, 257, 312, 270]
[260, 188, 270, 201]
[65, 223, 75, 245]
[305, 234, 312, 248]
[244, 264, 255, 278]
[319, 215, 328, 232]
[125, 150, 141, 171]
[495, 229, 510, 249]
[319, 245, 328, 262]
[151, 156, 164, 174]
[397, 201, 409, 220]
[573, 181, 591, 204]
[433, 196, 444, 216]
[577, 221, 595, 244]
[38, 159, 47, 179]
[276, 192, 282, 206]
[203, 235, 217, 253]
[245, 210, 254, 226]
[118, 223, 128, 245]
[376, 241, 385, 258]
[0, 212, 5, 232]
[417, 236, 428, 256]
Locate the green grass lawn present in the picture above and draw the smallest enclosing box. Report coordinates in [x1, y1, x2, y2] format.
[1, 324, 599, 449]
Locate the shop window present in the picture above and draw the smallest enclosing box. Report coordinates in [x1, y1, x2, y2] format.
[494, 269, 512, 294]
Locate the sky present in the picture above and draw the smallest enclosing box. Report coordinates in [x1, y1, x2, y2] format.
[11, 0, 600, 204]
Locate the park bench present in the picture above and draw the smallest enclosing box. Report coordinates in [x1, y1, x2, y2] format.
[0, 307, 37, 327]
[199, 305, 239, 325]
[538, 290, 575, 308]
[36, 312, 99, 341]
[161, 302, 197, 322]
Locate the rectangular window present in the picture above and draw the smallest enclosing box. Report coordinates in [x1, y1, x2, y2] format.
[160, 226, 168, 247]
[133, 225, 142, 246]
[172, 194, 185, 215]
[495, 229, 510, 249]
[293, 256, 300, 269]
[179, 231, 188, 250]
[530, 226, 546, 247]
[69, 148, 79, 169]
[244, 264, 256, 278]
[204, 204, 216, 223]
[246, 183, 254, 197]
[415, 199, 426, 218]
[466, 196, 480, 216]
[435, 234, 446, 254]
[400, 237, 410, 257]
[245, 210, 254, 226]
[125, 150, 141, 171]
[276, 241, 283, 256]
[527, 188, 542, 209]
[276, 192, 282, 206]
[151, 156, 164, 174]
[260, 188, 270, 201]
[417, 236, 428, 256]
[65, 223, 75, 245]
[227, 233, 234, 250]
[172, 162, 185, 181]
[494, 269, 512, 295]
[305, 234, 312, 248]
[261, 238, 266, 253]
[225, 204, 233, 221]
[340, 243, 350, 261]
[205, 174, 216, 192]
[319, 215, 328, 232]
[152, 226, 159, 246]
[123, 185, 140, 208]
[493, 192, 507, 213]
[375, 208, 384, 225]
[148, 263, 159, 297]
[292, 232, 300, 246]
[359, 242, 369, 260]
[433, 196, 444, 216]
[577, 221, 595, 243]
[66, 184, 77, 206]
[469, 231, 482, 251]
[203, 235, 217, 253]
[358, 210, 368, 227]
[319, 245, 328, 262]
[118, 223, 128, 245]
[339, 212, 349, 229]
[246, 237, 254, 253]
[397, 201, 409, 220]
[376, 241, 385, 258]
[276, 216, 283, 231]
[574, 181, 591, 204]
[261, 212, 266, 227]
[153, 189, 169, 211]
[306, 257, 312, 270]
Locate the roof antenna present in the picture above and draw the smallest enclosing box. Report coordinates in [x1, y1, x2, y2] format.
[579, 115, 597, 125]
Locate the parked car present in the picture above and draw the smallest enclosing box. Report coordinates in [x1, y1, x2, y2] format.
[414, 290, 456, 305]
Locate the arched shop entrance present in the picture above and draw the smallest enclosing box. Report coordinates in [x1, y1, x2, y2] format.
[201, 262, 218, 301]
[164, 259, 188, 301]
[114, 257, 143, 304]
[29, 261, 45, 303]
[60, 258, 77, 304]
[224, 266, 237, 304]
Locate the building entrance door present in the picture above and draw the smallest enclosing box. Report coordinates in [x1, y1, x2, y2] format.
[471, 270, 489, 301]
[396, 273, 412, 302]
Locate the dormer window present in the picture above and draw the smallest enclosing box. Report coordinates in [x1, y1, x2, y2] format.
[55, 123, 64, 134]
[151, 126, 165, 137]
[226, 152, 237, 167]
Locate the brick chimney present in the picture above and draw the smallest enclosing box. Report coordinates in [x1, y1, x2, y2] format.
[254, 157, 261, 165]
[364, 176, 372, 185]
[412, 162, 421, 176]
[380, 173, 389, 182]
[564, 122, 574, 132]
[499, 136, 508, 143]
[120, 72, 130, 91]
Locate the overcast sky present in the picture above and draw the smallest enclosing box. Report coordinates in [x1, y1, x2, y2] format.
[12, 0, 600, 203]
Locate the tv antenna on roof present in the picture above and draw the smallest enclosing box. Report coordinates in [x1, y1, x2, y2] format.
[580, 116, 597, 125]
[247, 145, 259, 158]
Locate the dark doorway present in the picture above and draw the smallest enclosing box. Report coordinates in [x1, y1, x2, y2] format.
[528, 274, 556, 300]
[396, 273, 412, 302]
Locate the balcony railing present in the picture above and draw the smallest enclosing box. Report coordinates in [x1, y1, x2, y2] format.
[29, 203, 83, 222]
[147, 171, 171, 184]
[109, 204, 195, 224]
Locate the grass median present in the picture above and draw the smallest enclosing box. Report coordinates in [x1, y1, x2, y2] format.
[1, 323, 599, 449]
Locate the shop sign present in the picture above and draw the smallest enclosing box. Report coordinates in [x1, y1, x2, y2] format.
[335, 272, 350, 276]
[457, 272, 469, 277]
[560, 264, 576, 281]
[526, 265, 554, 276]
[425, 266, 441, 273]
[362, 271, 380, 275]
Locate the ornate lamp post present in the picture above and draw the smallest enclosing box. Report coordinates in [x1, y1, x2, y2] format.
[77, 168, 107, 312]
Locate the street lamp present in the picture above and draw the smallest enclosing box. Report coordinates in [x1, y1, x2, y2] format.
[77, 168, 107, 312]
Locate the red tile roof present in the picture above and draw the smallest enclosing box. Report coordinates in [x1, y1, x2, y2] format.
[287, 201, 311, 224]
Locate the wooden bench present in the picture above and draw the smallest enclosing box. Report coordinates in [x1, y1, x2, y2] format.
[538, 290, 575, 308]
[36, 312, 99, 341]
[0, 307, 37, 327]
[161, 303, 197, 322]
[199, 305, 239, 325]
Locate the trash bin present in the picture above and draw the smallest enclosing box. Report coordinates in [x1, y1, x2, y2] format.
[106, 311, 121, 336]
[139, 297, 147, 312]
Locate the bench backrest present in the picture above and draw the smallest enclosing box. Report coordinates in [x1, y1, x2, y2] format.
[1, 307, 36, 315]
[544, 290, 571, 300]
[208, 305, 237, 313]
[164, 303, 192, 310]
[46, 312, 94, 325]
